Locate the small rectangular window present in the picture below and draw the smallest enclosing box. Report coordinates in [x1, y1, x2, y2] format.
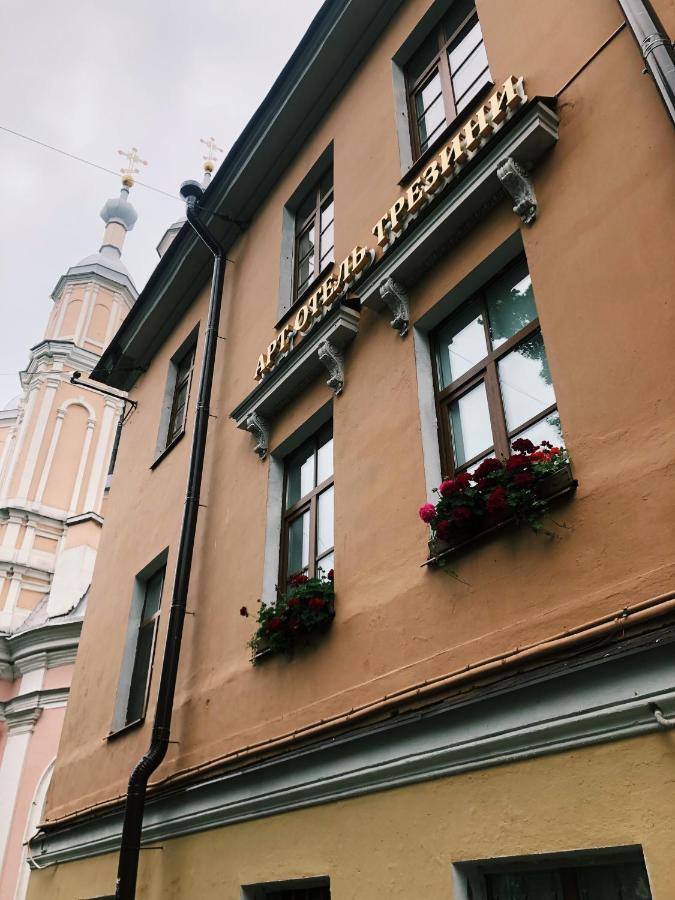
[433, 257, 562, 475]
[293, 173, 334, 301]
[281, 422, 334, 584]
[166, 345, 195, 446]
[242, 879, 330, 900]
[125, 565, 165, 726]
[406, 0, 491, 159]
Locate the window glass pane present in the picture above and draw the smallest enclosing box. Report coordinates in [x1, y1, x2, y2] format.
[416, 70, 443, 115]
[287, 511, 310, 576]
[515, 411, 563, 447]
[449, 381, 492, 466]
[456, 70, 491, 112]
[486, 260, 537, 349]
[436, 300, 488, 388]
[416, 84, 445, 151]
[442, 0, 474, 42]
[142, 569, 164, 620]
[298, 225, 315, 263]
[576, 863, 652, 899]
[175, 348, 194, 382]
[317, 486, 334, 555]
[126, 622, 155, 723]
[286, 443, 315, 508]
[319, 170, 333, 200]
[320, 199, 334, 231]
[320, 221, 334, 267]
[317, 434, 333, 484]
[407, 31, 441, 85]
[486, 870, 563, 900]
[317, 551, 334, 579]
[451, 40, 489, 102]
[448, 18, 482, 72]
[498, 332, 556, 432]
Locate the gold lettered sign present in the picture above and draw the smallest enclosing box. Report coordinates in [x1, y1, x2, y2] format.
[254, 75, 527, 380]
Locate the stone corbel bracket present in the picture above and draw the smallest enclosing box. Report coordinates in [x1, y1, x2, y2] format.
[245, 412, 269, 460]
[378, 277, 410, 337]
[317, 339, 345, 394]
[496, 156, 537, 225]
[231, 306, 360, 456]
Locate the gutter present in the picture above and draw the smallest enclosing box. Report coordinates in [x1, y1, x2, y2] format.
[114, 181, 226, 900]
[617, 0, 675, 125]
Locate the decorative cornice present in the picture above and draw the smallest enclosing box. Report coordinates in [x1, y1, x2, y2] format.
[230, 306, 360, 445]
[21, 341, 101, 388]
[0, 619, 82, 679]
[0, 687, 70, 733]
[29, 627, 675, 869]
[360, 101, 558, 316]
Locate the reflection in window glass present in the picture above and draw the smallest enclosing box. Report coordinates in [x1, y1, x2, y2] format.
[317, 434, 334, 485]
[317, 552, 334, 578]
[287, 511, 310, 576]
[451, 37, 488, 100]
[286, 444, 314, 508]
[317, 487, 334, 555]
[498, 333, 556, 432]
[487, 260, 537, 349]
[516, 412, 563, 448]
[449, 381, 492, 466]
[437, 300, 488, 387]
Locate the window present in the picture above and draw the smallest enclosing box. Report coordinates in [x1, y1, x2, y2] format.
[293, 171, 334, 301]
[243, 879, 330, 900]
[166, 344, 195, 446]
[433, 257, 562, 476]
[125, 565, 165, 725]
[407, 0, 491, 158]
[281, 422, 334, 583]
[474, 859, 651, 899]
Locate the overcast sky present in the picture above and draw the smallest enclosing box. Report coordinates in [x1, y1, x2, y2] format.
[0, 0, 324, 407]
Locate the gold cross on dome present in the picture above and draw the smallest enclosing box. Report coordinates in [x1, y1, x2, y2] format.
[117, 146, 148, 184]
[200, 136, 223, 165]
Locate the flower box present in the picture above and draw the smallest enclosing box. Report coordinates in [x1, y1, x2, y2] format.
[419, 442, 576, 566]
[242, 572, 335, 664]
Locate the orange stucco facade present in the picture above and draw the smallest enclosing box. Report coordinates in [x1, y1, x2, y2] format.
[29, 0, 675, 897]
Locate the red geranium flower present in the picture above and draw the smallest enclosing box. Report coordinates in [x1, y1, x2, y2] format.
[440, 473, 471, 495]
[475, 477, 491, 492]
[308, 597, 325, 611]
[287, 597, 301, 609]
[506, 454, 532, 472]
[511, 437, 537, 453]
[327, 569, 334, 581]
[513, 472, 535, 488]
[472, 458, 503, 480]
[435, 519, 452, 540]
[239, 606, 249, 617]
[452, 506, 472, 522]
[288, 573, 308, 586]
[266, 616, 283, 632]
[486, 486, 508, 514]
[419, 503, 436, 523]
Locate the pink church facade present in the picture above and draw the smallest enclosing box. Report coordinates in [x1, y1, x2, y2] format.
[0, 179, 139, 898]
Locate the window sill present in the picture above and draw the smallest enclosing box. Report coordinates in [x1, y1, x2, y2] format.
[106, 717, 144, 741]
[275, 260, 335, 330]
[150, 429, 186, 470]
[399, 80, 495, 187]
[423, 465, 577, 567]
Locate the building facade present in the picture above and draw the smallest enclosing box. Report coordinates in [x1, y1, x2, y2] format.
[27, 1, 675, 898]
[0, 179, 139, 899]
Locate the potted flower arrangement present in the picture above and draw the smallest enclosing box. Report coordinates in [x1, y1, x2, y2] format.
[241, 570, 335, 663]
[419, 439, 575, 561]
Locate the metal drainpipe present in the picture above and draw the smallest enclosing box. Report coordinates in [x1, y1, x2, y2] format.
[617, 0, 675, 125]
[115, 180, 226, 899]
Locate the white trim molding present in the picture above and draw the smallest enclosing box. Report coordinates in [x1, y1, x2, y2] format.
[28, 626, 675, 869]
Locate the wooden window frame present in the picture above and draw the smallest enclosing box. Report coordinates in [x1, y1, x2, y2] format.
[406, 4, 489, 160]
[432, 258, 558, 477]
[280, 425, 334, 586]
[125, 566, 165, 727]
[293, 178, 334, 302]
[166, 344, 196, 447]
